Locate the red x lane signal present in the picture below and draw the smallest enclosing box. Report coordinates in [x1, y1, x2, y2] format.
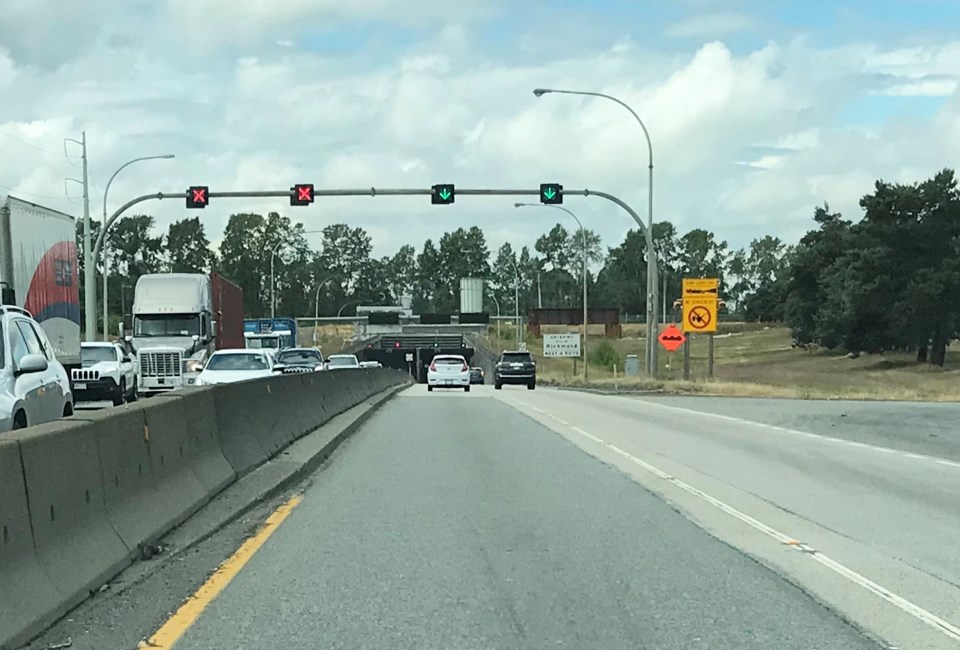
[291, 183, 315, 206]
[186, 186, 209, 209]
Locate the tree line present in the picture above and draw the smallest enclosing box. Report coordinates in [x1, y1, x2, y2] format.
[77, 167, 960, 366]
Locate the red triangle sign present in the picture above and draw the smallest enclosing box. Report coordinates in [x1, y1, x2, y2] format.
[658, 324, 686, 352]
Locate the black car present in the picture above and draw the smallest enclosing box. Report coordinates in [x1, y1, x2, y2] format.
[273, 347, 324, 373]
[494, 351, 536, 390]
[469, 366, 485, 384]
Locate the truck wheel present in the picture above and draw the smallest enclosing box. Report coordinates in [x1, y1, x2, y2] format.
[113, 379, 127, 406]
[527, 382, 536, 390]
[495, 383, 502, 390]
[129, 378, 139, 402]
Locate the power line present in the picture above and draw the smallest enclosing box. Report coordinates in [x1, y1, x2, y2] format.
[0, 181, 72, 201]
[0, 130, 68, 157]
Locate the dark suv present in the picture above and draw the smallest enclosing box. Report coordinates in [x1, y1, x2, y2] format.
[494, 350, 536, 390]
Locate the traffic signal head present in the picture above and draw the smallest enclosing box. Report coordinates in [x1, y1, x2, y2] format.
[431, 184, 455, 205]
[290, 183, 315, 206]
[186, 186, 209, 209]
[540, 183, 563, 204]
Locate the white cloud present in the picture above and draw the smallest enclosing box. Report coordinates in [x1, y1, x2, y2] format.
[0, 5, 958, 266]
[666, 12, 758, 38]
[874, 78, 958, 97]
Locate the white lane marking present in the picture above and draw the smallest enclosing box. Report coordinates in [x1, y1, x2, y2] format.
[618, 398, 960, 470]
[561, 419, 960, 642]
[508, 394, 960, 641]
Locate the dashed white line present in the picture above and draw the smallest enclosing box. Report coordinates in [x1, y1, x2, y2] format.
[538, 409, 960, 644]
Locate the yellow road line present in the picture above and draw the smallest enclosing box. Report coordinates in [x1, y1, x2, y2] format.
[141, 494, 304, 649]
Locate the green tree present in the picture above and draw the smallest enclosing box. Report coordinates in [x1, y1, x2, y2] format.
[414, 239, 442, 313]
[386, 245, 417, 305]
[219, 212, 301, 316]
[728, 236, 792, 321]
[166, 217, 216, 273]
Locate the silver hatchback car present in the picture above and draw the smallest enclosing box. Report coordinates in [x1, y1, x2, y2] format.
[0, 306, 74, 432]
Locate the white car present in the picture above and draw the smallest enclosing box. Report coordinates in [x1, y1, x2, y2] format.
[427, 354, 471, 392]
[0, 305, 73, 431]
[195, 349, 275, 386]
[325, 354, 360, 371]
[72, 342, 138, 405]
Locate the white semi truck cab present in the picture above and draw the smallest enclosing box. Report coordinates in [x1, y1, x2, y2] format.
[130, 274, 218, 394]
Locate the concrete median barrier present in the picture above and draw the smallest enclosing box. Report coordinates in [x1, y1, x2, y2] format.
[162, 388, 236, 495]
[13, 420, 130, 633]
[2, 367, 411, 649]
[81, 395, 219, 553]
[0, 439, 61, 650]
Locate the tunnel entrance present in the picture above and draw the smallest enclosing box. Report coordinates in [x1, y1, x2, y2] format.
[358, 334, 475, 382]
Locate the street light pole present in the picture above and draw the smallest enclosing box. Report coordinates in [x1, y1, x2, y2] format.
[270, 229, 323, 319]
[313, 276, 340, 343]
[510, 260, 521, 345]
[65, 132, 94, 341]
[489, 294, 501, 342]
[533, 87, 659, 377]
[101, 154, 175, 341]
[514, 202, 589, 380]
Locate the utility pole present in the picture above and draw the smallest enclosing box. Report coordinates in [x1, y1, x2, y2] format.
[67, 132, 94, 342]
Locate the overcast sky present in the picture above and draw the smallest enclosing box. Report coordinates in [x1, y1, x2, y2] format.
[1, 0, 958, 258]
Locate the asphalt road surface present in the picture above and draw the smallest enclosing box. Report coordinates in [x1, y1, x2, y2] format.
[169, 386, 886, 650]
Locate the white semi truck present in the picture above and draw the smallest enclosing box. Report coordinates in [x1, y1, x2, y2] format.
[0, 195, 82, 375]
[129, 272, 243, 394]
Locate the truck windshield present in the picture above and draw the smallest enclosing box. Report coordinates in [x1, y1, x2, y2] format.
[247, 337, 280, 349]
[134, 314, 200, 337]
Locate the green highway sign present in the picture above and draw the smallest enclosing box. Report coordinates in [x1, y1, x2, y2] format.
[432, 184, 455, 205]
[540, 183, 563, 204]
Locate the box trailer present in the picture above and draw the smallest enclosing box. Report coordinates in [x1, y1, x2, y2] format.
[0, 195, 82, 373]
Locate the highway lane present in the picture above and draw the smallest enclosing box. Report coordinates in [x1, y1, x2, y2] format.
[170, 386, 879, 650]
[498, 387, 960, 649]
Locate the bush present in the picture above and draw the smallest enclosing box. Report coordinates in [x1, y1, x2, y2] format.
[590, 339, 621, 368]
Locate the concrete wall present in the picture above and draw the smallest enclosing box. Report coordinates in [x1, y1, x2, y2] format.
[0, 369, 411, 649]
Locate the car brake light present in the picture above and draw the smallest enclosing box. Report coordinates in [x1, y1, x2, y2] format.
[429, 362, 437, 371]
[461, 362, 468, 371]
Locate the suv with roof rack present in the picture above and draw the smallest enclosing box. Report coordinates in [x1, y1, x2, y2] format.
[0, 305, 74, 431]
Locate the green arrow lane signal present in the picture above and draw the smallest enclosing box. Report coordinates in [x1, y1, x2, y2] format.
[540, 183, 563, 204]
[432, 183, 455, 205]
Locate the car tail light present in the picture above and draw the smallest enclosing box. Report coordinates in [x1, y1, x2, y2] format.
[461, 362, 469, 372]
[429, 361, 437, 372]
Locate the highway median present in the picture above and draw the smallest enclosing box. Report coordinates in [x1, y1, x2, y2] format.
[0, 368, 412, 650]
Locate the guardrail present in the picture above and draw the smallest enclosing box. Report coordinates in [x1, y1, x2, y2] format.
[0, 368, 412, 649]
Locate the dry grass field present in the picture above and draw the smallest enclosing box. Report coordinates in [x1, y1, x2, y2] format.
[485, 322, 960, 401]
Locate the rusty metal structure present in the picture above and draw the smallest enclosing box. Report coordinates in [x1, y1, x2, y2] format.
[527, 308, 622, 338]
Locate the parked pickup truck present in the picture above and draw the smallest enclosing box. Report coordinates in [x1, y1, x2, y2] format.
[71, 341, 138, 405]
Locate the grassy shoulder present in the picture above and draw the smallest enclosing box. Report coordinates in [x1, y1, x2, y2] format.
[488, 323, 960, 402]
